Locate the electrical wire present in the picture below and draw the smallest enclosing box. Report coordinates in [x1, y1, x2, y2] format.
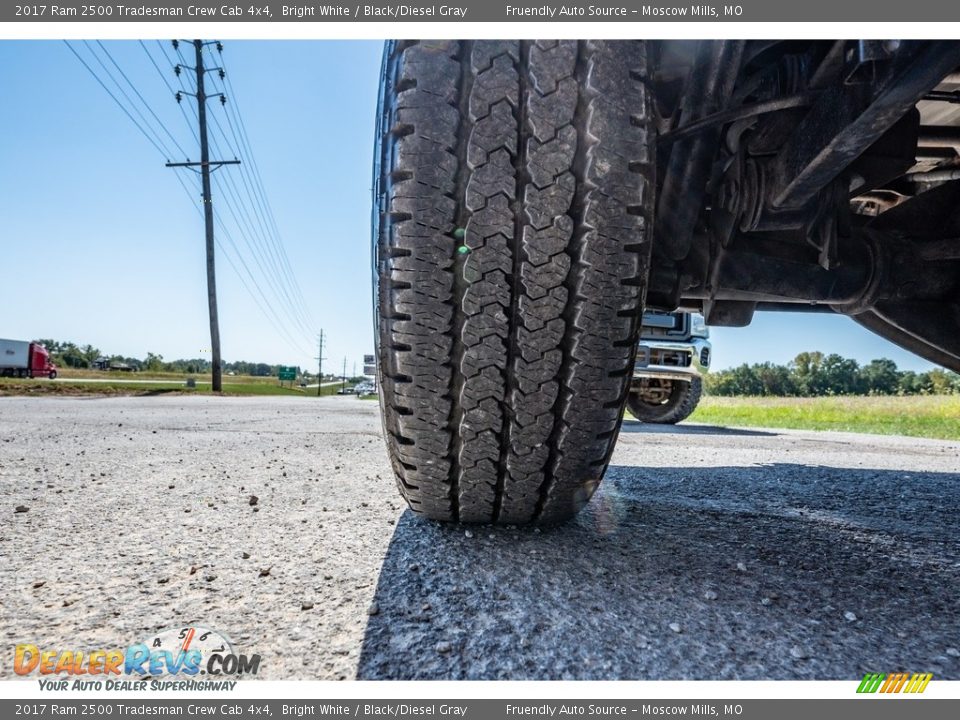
[139, 40, 200, 147]
[65, 39, 314, 363]
[210, 74, 318, 337]
[165, 40, 314, 347]
[213, 56, 319, 332]
[205, 110, 317, 338]
[97, 40, 190, 160]
[79, 41, 181, 161]
[63, 41, 170, 159]
[173, 166, 313, 359]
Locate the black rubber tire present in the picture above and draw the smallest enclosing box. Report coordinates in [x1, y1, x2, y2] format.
[373, 40, 654, 524]
[626, 377, 702, 425]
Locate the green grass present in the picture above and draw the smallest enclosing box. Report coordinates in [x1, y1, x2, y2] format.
[0, 377, 357, 398]
[57, 368, 291, 383]
[690, 395, 960, 441]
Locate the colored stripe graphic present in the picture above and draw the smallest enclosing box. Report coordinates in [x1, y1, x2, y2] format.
[857, 672, 932, 693]
[905, 673, 933, 693]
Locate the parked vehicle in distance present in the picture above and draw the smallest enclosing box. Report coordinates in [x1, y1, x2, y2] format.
[336, 386, 356, 395]
[92, 356, 139, 372]
[354, 382, 377, 396]
[628, 312, 710, 424]
[0, 339, 58, 379]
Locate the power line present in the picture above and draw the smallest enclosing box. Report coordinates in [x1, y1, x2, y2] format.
[169, 40, 315, 353]
[208, 72, 317, 337]
[66, 39, 316, 366]
[209, 171, 316, 350]
[169, 41, 315, 359]
[213, 212, 315, 358]
[63, 41, 171, 159]
[168, 157, 312, 360]
[96, 40, 189, 160]
[139, 40, 199, 146]
[214, 58, 318, 332]
[215, 105, 315, 336]
[202, 112, 311, 339]
[175, 172, 312, 360]
[205, 111, 315, 338]
[80, 41, 181, 161]
[165, 39, 241, 392]
[210, 168, 312, 339]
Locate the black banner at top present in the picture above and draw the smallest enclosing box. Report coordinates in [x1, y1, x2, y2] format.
[5, 1, 960, 22]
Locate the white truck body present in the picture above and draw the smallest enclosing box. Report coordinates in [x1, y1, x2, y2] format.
[0, 338, 31, 370]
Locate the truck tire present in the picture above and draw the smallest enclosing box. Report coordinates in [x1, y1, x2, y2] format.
[373, 40, 654, 524]
[626, 377, 702, 425]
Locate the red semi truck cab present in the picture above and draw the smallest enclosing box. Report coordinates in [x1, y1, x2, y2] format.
[0, 339, 58, 379]
[28, 343, 57, 379]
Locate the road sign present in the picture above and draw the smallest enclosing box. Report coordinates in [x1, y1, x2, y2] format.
[278, 366, 297, 381]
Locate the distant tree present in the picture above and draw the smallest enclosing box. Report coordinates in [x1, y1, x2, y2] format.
[144, 352, 164, 372]
[59, 342, 89, 368]
[80, 344, 100, 367]
[703, 371, 736, 396]
[33, 338, 58, 352]
[754, 362, 798, 396]
[925, 368, 956, 395]
[789, 351, 825, 396]
[820, 353, 861, 394]
[859, 358, 900, 395]
[898, 371, 924, 395]
[729, 364, 765, 395]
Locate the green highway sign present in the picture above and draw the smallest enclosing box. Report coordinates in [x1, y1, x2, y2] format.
[278, 366, 297, 381]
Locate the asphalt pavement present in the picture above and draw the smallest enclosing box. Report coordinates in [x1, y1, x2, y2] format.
[1, 395, 958, 680]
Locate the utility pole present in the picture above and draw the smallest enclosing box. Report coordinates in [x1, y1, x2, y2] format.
[342, 356, 347, 395]
[166, 39, 239, 393]
[315, 330, 326, 397]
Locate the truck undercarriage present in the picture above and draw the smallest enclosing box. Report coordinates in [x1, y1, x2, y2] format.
[649, 40, 960, 372]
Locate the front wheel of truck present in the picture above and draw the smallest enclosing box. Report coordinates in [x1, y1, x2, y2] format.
[626, 377, 703, 425]
[372, 40, 655, 524]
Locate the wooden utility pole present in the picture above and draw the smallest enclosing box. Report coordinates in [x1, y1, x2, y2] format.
[315, 330, 325, 397]
[195, 40, 221, 392]
[166, 39, 239, 392]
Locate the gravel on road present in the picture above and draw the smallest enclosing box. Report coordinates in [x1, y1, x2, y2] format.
[1, 395, 958, 680]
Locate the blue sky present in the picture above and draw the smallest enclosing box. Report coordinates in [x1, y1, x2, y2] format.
[0, 40, 939, 373]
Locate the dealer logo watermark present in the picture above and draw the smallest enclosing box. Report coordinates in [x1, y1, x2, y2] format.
[14, 626, 261, 691]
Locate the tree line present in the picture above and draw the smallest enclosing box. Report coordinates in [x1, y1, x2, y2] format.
[33, 339, 295, 377]
[704, 351, 960, 396]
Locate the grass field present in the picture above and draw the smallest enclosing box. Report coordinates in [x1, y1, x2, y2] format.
[690, 395, 960, 441]
[0, 374, 355, 398]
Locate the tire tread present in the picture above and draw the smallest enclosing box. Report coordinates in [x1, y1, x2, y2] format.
[376, 40, 653, 524]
